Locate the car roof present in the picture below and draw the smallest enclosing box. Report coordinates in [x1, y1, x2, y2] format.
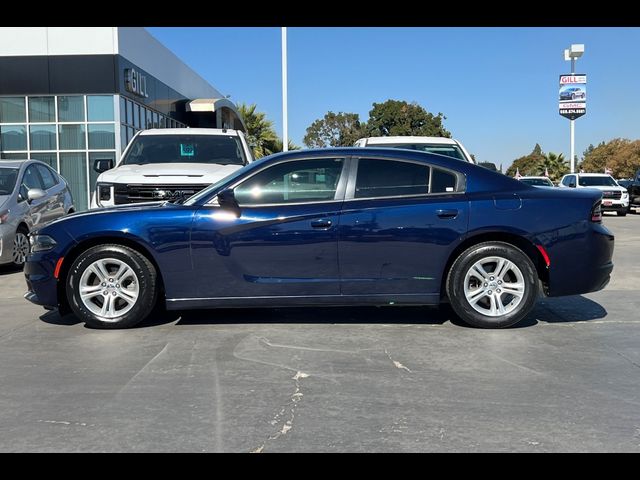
[0, 159, 31, 169]
[138, 128, 240, 136]
[520, 176, 551, 180]
[574, 173, 611, 177]
[358, 136, 458, 145]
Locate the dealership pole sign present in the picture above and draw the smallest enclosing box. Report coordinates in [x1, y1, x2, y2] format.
[559, 74, 586, 120]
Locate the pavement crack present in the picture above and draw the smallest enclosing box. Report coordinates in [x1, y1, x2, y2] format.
[250, 371, 309, 453]
[385, 349, 412, 373]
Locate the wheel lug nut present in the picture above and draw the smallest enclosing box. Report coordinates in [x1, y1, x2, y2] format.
[498, 280, 502, 284]
[112, 291, 117, 296]
[116, 284, 120, 289]
[101, 282, 106, 287]
[108, 278, 114, 282]
[103, 291, 108, 295]
[484, 283, 488, 287]
[490, 276, 494, 281]
[487, 290, 492, 295]
[497, 289, 501, 293]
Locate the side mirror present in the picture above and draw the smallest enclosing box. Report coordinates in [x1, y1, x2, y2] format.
[568, 181, 576, 188]
[93, 158, 114, 173]
[217, 188, 241, 217]
[27, 188, 46, 202]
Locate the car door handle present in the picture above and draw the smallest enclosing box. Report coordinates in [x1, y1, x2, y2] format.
[436, 209, 459, 219]
[311, 219, 333, 229]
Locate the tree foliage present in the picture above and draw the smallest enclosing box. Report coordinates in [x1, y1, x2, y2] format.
[505, 144, 546, 177]
[537, 152, 569, 182]
[579, 138, 640, 178]
[366, 100, 451, 138]
[237, 102, 278, 159]
[303, 112, 365, 148]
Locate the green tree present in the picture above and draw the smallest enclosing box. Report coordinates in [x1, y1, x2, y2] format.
[581, 138, 640, 178]
[505, 144, 546, 177]
[269, 137, 301, 153]
[237, 102, 278, 159]
[303, 112, 365, 148]
[366, 99, 451, 138]
[537, 152, 569, 181]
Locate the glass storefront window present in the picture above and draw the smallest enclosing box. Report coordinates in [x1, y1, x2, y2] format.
[0, 125, 27, 150]
[60, 152, 88, 211]
[58, 96, 85, 122]
[30, 152, 58, 170]
[1, 152, 28, 160]
[87, 95, 114, 122]
[0, 97, 26, 123]
[126, 100, 133, 126]
[29, 124, 57, 150]
[120, 124, 128, 152]
[58, 124, 86, 150]
[88, 124, 115, 149]
[152, 112, 159, 129]
[28, 97, 55, 123]
[127, 127, 134, 144]
[133, 104, 141, 129]
[119, 96, 127, 125]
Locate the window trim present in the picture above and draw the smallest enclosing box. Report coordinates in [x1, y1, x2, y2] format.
[204, 156, 352, 208]
[344, 156, 466, 202]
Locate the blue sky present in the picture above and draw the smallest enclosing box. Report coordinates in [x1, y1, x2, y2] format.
[147, 27, 640, 170]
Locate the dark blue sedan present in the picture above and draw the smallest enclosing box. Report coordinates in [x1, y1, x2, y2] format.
[24, 148, 614, 329]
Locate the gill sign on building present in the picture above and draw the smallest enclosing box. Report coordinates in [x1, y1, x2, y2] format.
[559, 74, 586, 120]
[124, 68, 149, 98]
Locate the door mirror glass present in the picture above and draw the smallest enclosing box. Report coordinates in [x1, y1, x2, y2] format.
[93, 158, 114, 173]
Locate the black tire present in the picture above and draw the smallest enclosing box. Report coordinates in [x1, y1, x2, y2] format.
[446, 241, 539, 328]
[66, 244, 158, 329]
[617, 210, 627, 216]
[11, 225, 30, 268]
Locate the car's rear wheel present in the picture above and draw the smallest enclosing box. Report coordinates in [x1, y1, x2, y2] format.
[446, 242, 539, 328]
[617, 210, 627, 216]
[11, 226, 30, 268]
[66, 244, 158, 329]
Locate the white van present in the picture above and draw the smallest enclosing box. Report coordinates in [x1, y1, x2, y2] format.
[354, 136, 475, 164]
[91, 128, 254, 208]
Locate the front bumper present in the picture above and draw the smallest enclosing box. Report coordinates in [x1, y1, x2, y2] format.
[24, 250, 61, 309]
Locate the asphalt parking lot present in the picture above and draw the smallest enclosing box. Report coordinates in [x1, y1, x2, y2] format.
[1, 213, 639, 452]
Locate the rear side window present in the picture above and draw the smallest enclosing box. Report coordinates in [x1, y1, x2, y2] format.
[355, 159, 429, 198]
[36, 165, 58, 189]
[354, 158, 459, 199]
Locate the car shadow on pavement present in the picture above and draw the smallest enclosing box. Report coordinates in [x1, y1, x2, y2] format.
[38, 295, 607, 330]
[0, 265, 23, 276]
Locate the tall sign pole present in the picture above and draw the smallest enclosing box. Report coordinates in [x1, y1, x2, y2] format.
[560, 44, 585, 173]
[281, 27, 289, 152]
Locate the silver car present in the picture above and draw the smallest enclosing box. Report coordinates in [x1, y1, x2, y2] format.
[0, 160, 74, 267]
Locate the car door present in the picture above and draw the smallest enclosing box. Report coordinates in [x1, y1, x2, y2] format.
[338, 156, 469, 296]
[18, 164, 48, 229]
[189, 156, 349, 300]
[34, 164, 64, 221]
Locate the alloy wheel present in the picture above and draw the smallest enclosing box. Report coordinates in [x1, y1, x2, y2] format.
[12, 232, 30, 265]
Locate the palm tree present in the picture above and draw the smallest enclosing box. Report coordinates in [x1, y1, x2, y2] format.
[268, 137, 301, 153]
[237, 103, 279, 159]
[537, 152, 569, 182]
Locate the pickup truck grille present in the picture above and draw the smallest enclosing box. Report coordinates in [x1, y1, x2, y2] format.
[113, 184, 210, 204]
[602, 191, 622, 200]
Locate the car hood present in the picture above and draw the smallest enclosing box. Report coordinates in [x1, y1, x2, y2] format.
[97, 162, 244, 185]
[579, 185, 627, 192]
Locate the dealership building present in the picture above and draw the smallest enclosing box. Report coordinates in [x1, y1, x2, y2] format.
[0, 27, 245, 210]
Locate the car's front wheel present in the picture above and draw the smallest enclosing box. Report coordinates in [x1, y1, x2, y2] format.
[11, 226, 30, 268]
[66, 244, 158, 329]
[446, 242, 539, 328]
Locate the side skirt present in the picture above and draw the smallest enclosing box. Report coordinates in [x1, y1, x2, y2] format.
[165, 293, 441, 310]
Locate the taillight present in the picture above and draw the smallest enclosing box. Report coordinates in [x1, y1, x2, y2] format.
[591, 200, 602, 223]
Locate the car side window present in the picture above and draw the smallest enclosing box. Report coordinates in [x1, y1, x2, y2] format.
[431, 167, 458, 193]
[562, 175, 572, 186]
[234, 158, 345, 206]
[36, 165, 58, 190]
[18, 165, 45, 201]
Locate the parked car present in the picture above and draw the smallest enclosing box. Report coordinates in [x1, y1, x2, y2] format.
[518, 176, 555, 187]
[25, 148, 613, 330]
[621, 169, 640, 213]
[617, 179, 632, 189]
[91, 128, 254, 208]
[559, 173, 629, 215]
[0, 160, 74, 267]
[354, 136, 475, 163]
[560, 87, 585, 100]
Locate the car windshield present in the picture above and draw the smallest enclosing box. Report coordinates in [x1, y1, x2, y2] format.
[579, 176, 618, 187]
[121, 134, 246, 166]
[521, 178, 553, 186]
[370, 144, 466, 161]
[0, 168, 18, 195]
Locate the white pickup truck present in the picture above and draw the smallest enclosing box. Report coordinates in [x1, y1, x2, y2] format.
[354, 136, 475, 164]
[91, 128, 254, 208]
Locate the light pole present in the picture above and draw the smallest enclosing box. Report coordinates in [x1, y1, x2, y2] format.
[281, 27, 288, 152]
[564, 44, 584, 173]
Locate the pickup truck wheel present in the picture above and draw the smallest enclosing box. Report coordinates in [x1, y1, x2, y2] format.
[66, 244, 158, 329]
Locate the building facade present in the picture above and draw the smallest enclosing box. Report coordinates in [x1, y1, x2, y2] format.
[0, 27, 245, 210]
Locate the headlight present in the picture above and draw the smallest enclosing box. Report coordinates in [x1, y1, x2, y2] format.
[30, 234, 57, 252]
[97, 183, 113, 202]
